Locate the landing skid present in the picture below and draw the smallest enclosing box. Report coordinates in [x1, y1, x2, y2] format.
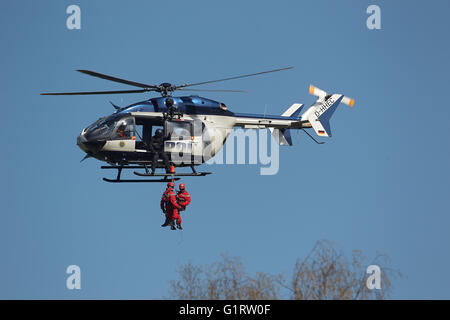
[133, 172, 211, 177]
[103, 177, 180, 183]
[101, 165, 211, 183]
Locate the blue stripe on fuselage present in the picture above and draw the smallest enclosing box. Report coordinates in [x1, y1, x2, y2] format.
[117, 96, 299, 121]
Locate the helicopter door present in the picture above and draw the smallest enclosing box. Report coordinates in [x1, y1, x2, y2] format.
[164, 120, 203, 165]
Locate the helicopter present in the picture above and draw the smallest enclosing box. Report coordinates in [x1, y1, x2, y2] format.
[41, 67, 355, 183]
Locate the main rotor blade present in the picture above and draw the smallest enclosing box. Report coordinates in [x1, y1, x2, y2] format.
[176, 66, 294, 89]
[77, 70, 158, 89]
[177, 88, 249, 93]
[41, 89, 151, 95]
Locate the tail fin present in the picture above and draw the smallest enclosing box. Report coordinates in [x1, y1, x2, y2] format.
[270, 103, 303, 145]
[301, 85, 354, 137]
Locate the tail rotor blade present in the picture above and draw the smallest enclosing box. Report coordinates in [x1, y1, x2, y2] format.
[309, 84, 327, 98]
[341, 96, 355, 107]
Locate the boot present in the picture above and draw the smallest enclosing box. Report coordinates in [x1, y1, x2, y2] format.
[161, 218, 169, 227]
[177, 224, 183, 230]
[170, 220, 176, 230]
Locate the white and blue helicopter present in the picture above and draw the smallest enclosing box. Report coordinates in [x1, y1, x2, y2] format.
[41, 67, 354, 183]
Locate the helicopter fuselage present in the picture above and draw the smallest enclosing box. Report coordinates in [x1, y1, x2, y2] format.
[77, 95, 305, 167]
[41, 68, 354, 182]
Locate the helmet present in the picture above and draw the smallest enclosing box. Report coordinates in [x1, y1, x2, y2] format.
[155, 129, 163, 137]
[167, 182, 175, 188]
[165, 98, 174, 108]
[179, 183, 185, 190]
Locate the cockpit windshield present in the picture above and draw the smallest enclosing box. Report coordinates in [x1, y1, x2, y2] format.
[85, 115, 135, 141]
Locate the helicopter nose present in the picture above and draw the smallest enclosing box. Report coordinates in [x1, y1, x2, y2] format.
[77, 132, 105, 153]
[77, 134, 89, 153]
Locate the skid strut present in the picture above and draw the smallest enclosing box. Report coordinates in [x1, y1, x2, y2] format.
[101, 165, 180, 183]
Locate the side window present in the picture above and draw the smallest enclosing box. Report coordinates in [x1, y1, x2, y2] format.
[165, 121, 192, 140]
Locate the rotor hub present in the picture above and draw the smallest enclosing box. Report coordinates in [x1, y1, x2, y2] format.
[158, 83, 174, 96]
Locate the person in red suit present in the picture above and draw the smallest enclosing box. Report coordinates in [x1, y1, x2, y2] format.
[175, 183, 191, 230]
[160, 182, 182, 230]
[177, 183, 191, 211]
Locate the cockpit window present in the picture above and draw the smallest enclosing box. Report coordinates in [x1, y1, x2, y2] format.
[111, 117, 135, 140]
[87, 117, 103, 129]
[85, 116, 135, 141]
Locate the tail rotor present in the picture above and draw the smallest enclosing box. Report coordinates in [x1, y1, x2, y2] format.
[301, 85, 355, 137]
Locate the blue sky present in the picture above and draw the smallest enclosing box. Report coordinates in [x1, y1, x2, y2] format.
[1, 0, 449, 299]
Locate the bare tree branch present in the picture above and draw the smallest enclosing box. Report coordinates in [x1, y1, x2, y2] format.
[168, 240, 403, 300]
